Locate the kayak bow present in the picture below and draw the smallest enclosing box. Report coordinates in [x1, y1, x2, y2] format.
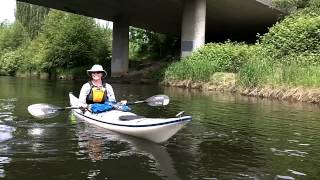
[69, 93, 191, 143]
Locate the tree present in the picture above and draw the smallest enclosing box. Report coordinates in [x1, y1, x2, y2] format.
[129, 27, 179, 60]
[0, 21, 28, 51]
[15, 2, 49, 39]
[38, 10, 112, 71]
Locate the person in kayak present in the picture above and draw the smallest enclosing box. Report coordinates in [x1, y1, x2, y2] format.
[78, 64, 129, 112]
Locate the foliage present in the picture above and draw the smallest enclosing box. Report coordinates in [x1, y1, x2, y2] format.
[259, 10, 320, 64]
[164, 42, 252, 82]
[165, 3, 320, 87]
[38, 10, 112, 72]
[20, 37, 47, 72]
[238, 46, 280, 87]
[0, 10, 112, 76]
[240, 6, 320, 87]
[0, 21, 29, 52]
[129, 27, 179, 60]
[0, 48, 25, 75]
[15, 2, 49, 39]
[272, 0, 320, 13]
[94, 27, 112, 74]
[239, 53, 320, 87]
[272, 0, 310, 12]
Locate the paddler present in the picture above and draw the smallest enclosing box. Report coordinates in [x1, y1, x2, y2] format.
[78, 64, 129, 112]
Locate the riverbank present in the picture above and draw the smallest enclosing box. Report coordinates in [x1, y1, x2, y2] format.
[161, 72, 320, 104]
[10, 70, 320, 105]
[15, 65, 320, 104]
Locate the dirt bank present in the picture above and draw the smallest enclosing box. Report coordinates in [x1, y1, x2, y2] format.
[161, 73, 320, 104]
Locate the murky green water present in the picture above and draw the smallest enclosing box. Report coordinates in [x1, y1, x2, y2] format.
[0, 76, 320, 179]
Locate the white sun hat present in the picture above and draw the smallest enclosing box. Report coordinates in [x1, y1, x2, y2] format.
[87, 64, 107, 76]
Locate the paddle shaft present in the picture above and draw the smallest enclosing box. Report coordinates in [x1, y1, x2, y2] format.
[126, 100, 146, 105]
[28, 94, 169, 119]
[55, 100, 149, 110]
[54, 101, 146, 111]
[50, 94, 167, 110]
[55, 106, 81, 111]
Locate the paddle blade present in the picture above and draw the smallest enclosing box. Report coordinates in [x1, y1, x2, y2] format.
[27, 103, 62, 119]
[145, 95, 170, 106]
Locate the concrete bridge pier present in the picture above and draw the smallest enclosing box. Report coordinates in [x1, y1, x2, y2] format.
[111, 16, 129, 77]
[181, 0, 206, 58]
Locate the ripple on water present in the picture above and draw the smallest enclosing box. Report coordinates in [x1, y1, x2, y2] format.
[288, 169, 306, 176]
[270, 147, 308, 157]
[0, 101, 16, 143]
[0, 157, 11, 178]
[275, 175, 295, 180]
[0, 98, 16, 123]
[0, 99, 16, 115]
[0, 125, 15, 142]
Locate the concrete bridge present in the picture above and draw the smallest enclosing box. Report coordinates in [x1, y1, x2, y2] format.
[18, 0, 283, 77]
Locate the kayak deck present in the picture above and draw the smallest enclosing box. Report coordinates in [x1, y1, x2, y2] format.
[69, 93, 192, 143]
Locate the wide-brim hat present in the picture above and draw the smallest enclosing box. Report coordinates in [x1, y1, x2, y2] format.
[87, 64, 107, 77]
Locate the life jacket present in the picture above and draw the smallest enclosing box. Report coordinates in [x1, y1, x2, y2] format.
[86, 81, 107, 104]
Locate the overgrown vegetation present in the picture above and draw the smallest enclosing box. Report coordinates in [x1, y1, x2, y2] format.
[165, 42, 253, 81]
[15, 2, 49, 39]
[0, 8, 112, 77]
[272, 0, 319, 13]
[239, 2, 320, 87]
[0, 3, 178, 78]
[129, 27, 179, 60]
[164, 1, 320, 88]
[1, 0, 320, 90]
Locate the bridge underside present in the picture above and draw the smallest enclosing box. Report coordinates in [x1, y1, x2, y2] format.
[19, 0, 283, 76]
[19, 0, 281, 40]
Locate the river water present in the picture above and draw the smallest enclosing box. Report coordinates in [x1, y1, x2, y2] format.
[0, 76, 320, 179]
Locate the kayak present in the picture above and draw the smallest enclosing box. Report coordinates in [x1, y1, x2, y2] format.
[69, 93, 192, 143]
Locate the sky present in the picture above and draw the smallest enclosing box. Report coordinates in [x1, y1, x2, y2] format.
[0, 0, 16, 23]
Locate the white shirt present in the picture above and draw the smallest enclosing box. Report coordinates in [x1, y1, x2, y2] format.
[79, 82, 116, 104]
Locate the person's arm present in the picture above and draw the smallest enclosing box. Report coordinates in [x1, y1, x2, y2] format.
[78, 83, 91, 107]
[105, 83, 116, 102]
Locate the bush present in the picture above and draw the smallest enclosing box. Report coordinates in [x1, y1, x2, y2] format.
[165, 42, 253, 82]
[239, 47, 320, 87]
[272, 0, 320, 13]
[260, 9, 320, 63]
[0, 21, 28, 52]
[129, 27, 179, 60]
[38, 10, 112, 72]
[0, 49, 25, 75]
[20, 38, 47, 72]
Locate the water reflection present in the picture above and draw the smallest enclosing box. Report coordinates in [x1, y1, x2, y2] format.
[0, 125, 15, 142]
[163, 86, 319, 179]
[0, 98, 16, 178]
[0, 77, 320, 179]
[73, 114, 179, 179]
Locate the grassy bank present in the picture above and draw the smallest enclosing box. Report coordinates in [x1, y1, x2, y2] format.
[163, 4, 320, 103]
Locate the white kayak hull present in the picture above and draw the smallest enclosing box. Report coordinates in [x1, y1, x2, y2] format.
[69, 93, 192, 143]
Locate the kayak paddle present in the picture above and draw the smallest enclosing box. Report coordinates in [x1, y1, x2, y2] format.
[27, 94, 170, 119]
[127, 94, 170, 106]
[27, 103, 79, 119]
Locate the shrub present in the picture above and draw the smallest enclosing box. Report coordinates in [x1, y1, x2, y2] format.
[0, 21, 28, 52]
[239, 48, 320, 87]
[260, 10, 320, 63]
[0, 49, 25, 75]
[164, 42, 254, 82]
[38, 10, 112, 72]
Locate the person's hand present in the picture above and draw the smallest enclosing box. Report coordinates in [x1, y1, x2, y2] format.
[79, 103, 88, 109]
[120, 100, 127, 105]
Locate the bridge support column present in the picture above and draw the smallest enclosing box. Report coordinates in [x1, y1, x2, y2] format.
[181, 0, 206, 58]
[111, 17, 129, 77]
